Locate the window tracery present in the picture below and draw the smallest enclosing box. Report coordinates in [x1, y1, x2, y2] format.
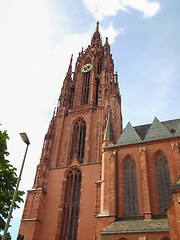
[70, 118, 86, 163]
[155, 152, 172, 213]
[81, 71, 90, 105]
[124, 156, 138, 216]
[60, 167, 81, 240]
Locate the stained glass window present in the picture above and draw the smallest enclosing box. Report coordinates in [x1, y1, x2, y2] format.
[81, 71, 90, 105]
[155, 152, 172, 213]
[70, 119, 86, 163]
[124, 156, 138, 216]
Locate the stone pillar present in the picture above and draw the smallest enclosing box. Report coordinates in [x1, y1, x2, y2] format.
[170, 141, 180, 181]
[139, 146, 152, 219]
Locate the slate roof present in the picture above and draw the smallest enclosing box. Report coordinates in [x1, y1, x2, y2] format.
[144, 117, 172, 141]
[101, 218, 169, 233]
[134, 124, 151, 140]
[115, 117, 180, 146]
[116, 122, 141, 145]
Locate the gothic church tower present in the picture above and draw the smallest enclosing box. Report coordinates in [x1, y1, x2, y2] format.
[18, 22, 122, 240]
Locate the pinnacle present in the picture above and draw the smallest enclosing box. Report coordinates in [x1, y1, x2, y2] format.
[96, 21, 99, 32]
[105, 37, 108, 43]
[104, 112, 114, 142]
[66, 54, 73, 77]
[91, 22, 102, 45]
[68, 54, 73, 72]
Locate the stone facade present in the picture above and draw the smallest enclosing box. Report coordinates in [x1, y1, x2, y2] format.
[18, 22, 180, 240]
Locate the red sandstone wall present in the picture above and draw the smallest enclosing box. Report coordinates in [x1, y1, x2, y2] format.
[115, 139, 180, 218]
[36, 163, 100, 240]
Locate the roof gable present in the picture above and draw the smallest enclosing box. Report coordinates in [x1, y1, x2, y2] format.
[116, 122, 142, 146]
[144, 117, 172, 141]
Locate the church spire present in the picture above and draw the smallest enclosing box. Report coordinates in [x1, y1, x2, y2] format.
[91, 21, 102, 46]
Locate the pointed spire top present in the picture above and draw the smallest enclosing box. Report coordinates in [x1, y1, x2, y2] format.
[104, 36, 110, 53]
[96, 21, 99, 32]
[91, 22, 102, 46]
[70, 54, 73, 65]
[104, 111, 114, 142]
[67, 54, 73, 74]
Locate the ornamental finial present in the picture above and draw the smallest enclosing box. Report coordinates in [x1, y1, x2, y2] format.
[96, 21, 99, 32]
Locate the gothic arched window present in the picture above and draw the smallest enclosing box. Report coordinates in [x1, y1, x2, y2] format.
[155, 152, 172, 213]
[124, 156, 138, 216]
[81, 71, 90, 105]
[60, 167, 81, 240]
[70, 118, 86, 163]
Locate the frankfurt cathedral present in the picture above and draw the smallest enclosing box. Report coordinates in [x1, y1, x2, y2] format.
[18, 22, 180, 240]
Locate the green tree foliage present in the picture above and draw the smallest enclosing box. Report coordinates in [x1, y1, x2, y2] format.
[0, 127, 24, 239]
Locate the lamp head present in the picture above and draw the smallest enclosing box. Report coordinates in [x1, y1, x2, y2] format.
[20, 133, 30, 145]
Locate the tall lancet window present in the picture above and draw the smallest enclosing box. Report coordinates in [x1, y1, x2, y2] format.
[60, 167, 81, 240]
[70, 118, 86, 163]
[124, 156, 138, 216]
[155, 152, 172, 213]
[81, 71, 90, 105]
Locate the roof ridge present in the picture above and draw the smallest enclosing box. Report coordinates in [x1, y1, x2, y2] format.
[116, 117, 180, 146]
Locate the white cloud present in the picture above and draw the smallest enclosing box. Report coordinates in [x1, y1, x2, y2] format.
[82, 0, 160, 19]
[0, 0, 68, 228]
[122, 0, 160, 18]
[101, 23, 124, 44]
[82, 0, 126, 20]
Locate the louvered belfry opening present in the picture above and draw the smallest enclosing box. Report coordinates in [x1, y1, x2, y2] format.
[81, 71, 90, 105]
[97, 59, 102, 74]
[71, 118, 86, 163]
[124, 156, 138, 216]
[60, 167, 81, 240]
[155, 152, 172, 213]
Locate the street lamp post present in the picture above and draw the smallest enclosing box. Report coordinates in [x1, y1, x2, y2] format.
[2, 133, 30, 240]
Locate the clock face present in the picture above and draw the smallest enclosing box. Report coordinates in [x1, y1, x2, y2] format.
[81, 63, 93, 73]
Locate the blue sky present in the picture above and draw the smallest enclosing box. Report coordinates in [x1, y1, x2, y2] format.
[0, 0, 180, 238]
